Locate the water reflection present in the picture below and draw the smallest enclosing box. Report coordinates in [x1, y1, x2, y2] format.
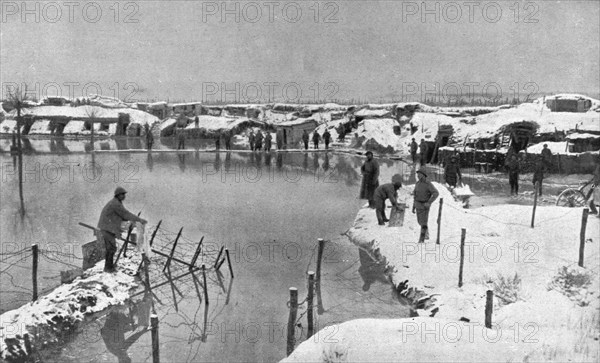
[302, 153, 308, 171]
[146, 153, 154, 172]
[178, 153, 186, 173]
[323, 153, 330, 171]
[357, 248, 390, 291]
[100, 298, 151, 363]
[276, 153, 283, 170]
[313, 153, 319, 171]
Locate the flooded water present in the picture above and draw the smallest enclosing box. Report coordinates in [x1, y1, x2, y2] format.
[0, 138, 582, 362]
[0, 144, 410, 362]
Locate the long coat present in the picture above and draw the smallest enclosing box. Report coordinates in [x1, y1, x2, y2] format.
[359, 159, 380, 200]
[97, 198, 141, 235]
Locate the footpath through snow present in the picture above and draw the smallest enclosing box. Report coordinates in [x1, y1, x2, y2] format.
[284, 183, 600, 362]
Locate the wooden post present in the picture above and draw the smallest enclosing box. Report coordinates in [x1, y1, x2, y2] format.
[216, 258, 225, 271]
[531, 181, 539, 228]
[307, 271, 315, 338]
[225, 248, 234, 278]
[316, 238, 325, 314]
[163, 227, 183, 272]
[32, 244, 38, 301]
[286, 287, 298, 356]
[485, 290, 493, 329]
[151, 314, 159, 363]
[116, 211, 141, 262]
[436, 198, 444, 244]
[579, 208, 588, 267]
[458, 229, 466, 288]
[214, 246, 224, 268]
[202, 264, 209, 305]
[190, 236, 204, 269]
[23, 333, 32, 356]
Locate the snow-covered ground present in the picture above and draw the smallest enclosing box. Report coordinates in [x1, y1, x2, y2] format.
[0, 250, 142, 361]
[284, 182, 600, 362]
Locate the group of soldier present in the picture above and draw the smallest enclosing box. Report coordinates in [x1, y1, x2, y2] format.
[301, 129, 332, 150]
[360, 151, 439, 243]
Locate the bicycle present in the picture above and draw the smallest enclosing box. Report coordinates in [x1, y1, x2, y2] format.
[555, 179, 596, 208]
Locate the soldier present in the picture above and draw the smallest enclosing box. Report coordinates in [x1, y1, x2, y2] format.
[444, 155, 462, 188]
[144, 124, 153, 151]
[412, 170, 439, 243]
[255, 130, 264, 150]
[97, 187, 146, 273]
[248, 130, 255, 151]
[589, 155, 600, 217]
[359, 151, 380, 208]
[302, 130, 310, 150]
[532, 158, 545, 196]
[264, 132, 272, 151]
[323, 129, 331, 149]
[541, 144, 553, 170]
[410, 138, 418, 164]
[312, 131, 320, 150]
[224, 131, 232, 150]
[506, 154, 521, 195]
[176, 128, 186, 150]
[419, 139, 428, 166]
[373, 174, 403, 225]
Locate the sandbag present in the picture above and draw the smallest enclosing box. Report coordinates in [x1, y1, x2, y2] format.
[388, 204, 407, 227]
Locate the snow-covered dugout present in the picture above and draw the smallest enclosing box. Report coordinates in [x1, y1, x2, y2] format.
[566, 132, 600, 153]
[160, 115, 266, 137]
[546, 94, 593, 112]
[171, 102, 201, 117]
[0, 105, 160, 136]
[275, 118, 318, 148]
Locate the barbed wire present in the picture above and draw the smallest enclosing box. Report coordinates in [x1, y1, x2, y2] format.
[0, 252, 32, 274]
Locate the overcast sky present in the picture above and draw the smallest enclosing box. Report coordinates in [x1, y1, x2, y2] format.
[1, 0, 598, 103]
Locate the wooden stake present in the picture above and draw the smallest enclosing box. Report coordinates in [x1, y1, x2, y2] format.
[214, 246, 224, 268]
[225, 248, 234, 278]
[307, 271, 315, 338]
[190, 236, 204, 269]
[216, 258, 225, 271]
[436, 198, 444, 244]
[24, 333, 32, 356]
[579, 208, 588, 267]
[485, 290, 493, 329]
[151, 314, 159, 363]
[316, 238, 325, 314]
[531, 181, 539, 228]
[163, 227, 183, 272]
[116, 211, 141, 263]
[458, 229, 466, 288]
[202, 264, 209, 305]
[32, 244, 38, 301]
[286, 287, 298, 356]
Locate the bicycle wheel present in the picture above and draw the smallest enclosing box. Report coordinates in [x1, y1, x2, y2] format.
[556, 188, 587, 207]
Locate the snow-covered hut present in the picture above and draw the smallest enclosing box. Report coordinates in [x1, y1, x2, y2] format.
[275, 118, 318, 148]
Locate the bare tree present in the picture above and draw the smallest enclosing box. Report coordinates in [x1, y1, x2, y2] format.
[5, 86, 31, 216]
[85, 106, 99, 152]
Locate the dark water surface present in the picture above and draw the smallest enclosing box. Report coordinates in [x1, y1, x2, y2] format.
[1, 149, 409, 362]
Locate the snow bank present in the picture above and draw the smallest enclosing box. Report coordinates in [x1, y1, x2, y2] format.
[0, 253, 141, 361]
[283, 317, 544, 362]
[338, 182, 600, 362]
